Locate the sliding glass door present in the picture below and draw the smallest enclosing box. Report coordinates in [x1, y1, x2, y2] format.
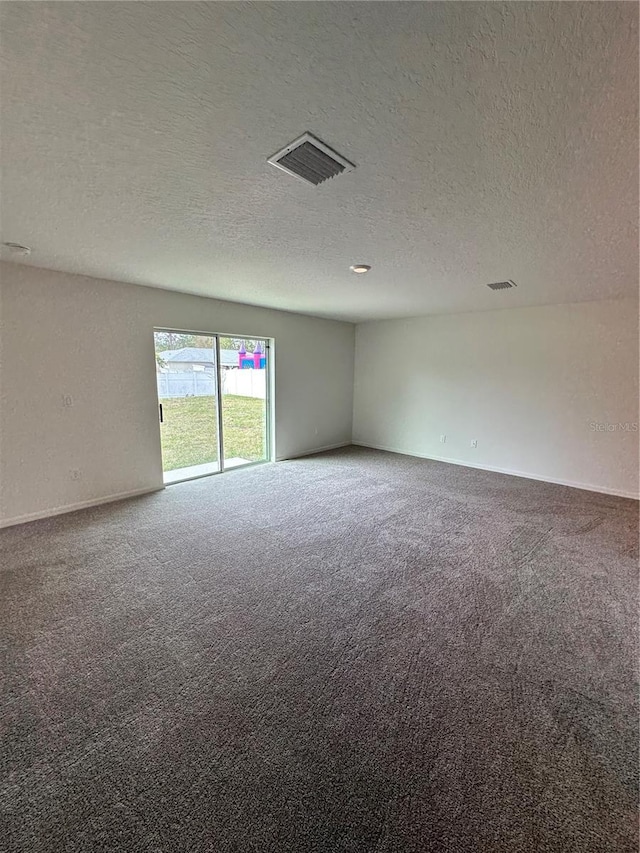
[154, 330, 271, 483]
[154, 331, 220, 484]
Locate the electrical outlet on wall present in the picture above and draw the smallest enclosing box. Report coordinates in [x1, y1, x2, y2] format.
[471, 440, 478, 448]
[440, 434, 446, 444]
[62, 394, 74, 407]
[70, 469, 82, 481]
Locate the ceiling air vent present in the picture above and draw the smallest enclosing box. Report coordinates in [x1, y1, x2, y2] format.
[268, 132, 355, 186]
[487, 280, 517, 291]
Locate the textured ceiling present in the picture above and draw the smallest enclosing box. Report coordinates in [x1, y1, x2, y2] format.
[1, 2, 637, 322]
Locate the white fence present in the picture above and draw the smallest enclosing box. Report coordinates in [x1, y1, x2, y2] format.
[157, 370, 215, 398]
[157, 368, 266, 400]
[222, 369, 266, 399]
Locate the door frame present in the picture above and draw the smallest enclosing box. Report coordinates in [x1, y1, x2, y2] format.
[154, 327, 274, 484]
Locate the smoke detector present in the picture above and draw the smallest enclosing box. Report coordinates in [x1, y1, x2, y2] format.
[268, 132, 355, 186]
[487, 280, 517, 290]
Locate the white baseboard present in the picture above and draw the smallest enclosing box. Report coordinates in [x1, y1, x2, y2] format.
[0, 486, 164, 529]
[276, 441, 352, 462]
[352, 440, 639, 500]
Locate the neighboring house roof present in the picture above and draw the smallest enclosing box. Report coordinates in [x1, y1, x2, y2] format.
[157, 348, 239, 367]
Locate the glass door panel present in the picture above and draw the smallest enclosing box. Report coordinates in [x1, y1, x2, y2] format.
[219, 337, 269, 469]
[154, 331, 220, 483]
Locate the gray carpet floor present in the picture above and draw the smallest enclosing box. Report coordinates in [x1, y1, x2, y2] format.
[1, 447, 638, 852]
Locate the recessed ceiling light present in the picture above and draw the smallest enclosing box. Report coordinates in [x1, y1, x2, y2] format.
[350, 264, 371, 274]
[2, 242, 31, 256]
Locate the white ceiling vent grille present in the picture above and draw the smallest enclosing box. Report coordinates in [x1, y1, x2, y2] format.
[268, 133, 355, 186]
[487, 280, 517, 291]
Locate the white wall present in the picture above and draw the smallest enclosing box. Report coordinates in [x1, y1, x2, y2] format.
[0, 263, 355, 525]
[353, 299, 639, 498]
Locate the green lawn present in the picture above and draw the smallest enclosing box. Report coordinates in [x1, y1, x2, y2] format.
[159, 395, 266, 471]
